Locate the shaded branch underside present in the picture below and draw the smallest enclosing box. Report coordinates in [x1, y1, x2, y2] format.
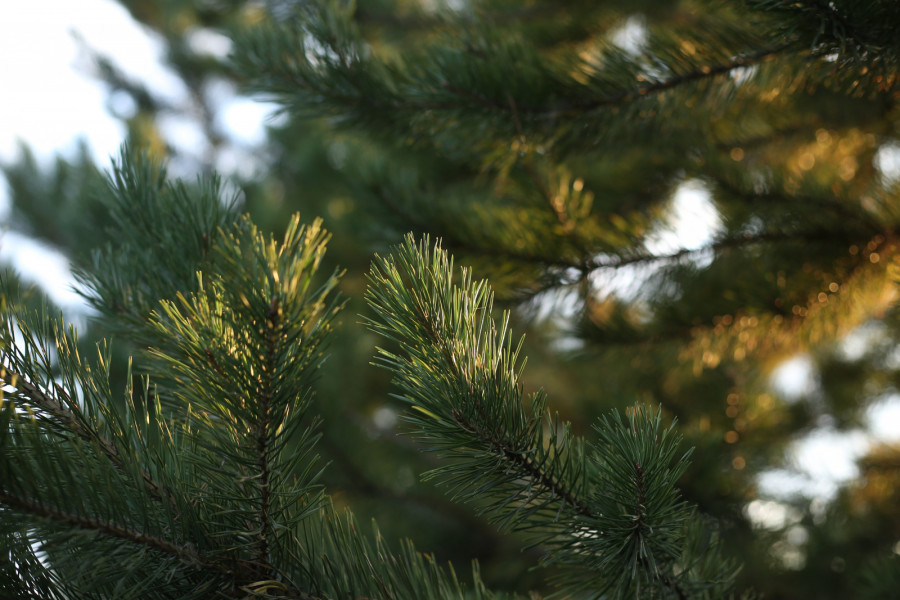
[0, 367, 172, 506]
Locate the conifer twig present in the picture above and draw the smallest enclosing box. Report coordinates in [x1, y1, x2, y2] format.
[0, 367, 174, 509]
[542, 44, 794, 118]
[0, 490, 214, 570]
[0, 489, 324, 599]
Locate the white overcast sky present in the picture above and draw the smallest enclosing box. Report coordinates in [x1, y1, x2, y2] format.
[0, 0, 165, 167]
[0, 0, 145, 309]
[0, 0, 274, 309]
[0, 0, 897, 509]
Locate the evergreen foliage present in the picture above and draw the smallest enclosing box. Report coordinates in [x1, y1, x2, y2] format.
[3, 153, 736, 598]
[366, 236, 741, 597]
[2, 0, 900, 598]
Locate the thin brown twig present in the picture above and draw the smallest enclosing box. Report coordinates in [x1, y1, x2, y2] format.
[0, 490, 216, 570]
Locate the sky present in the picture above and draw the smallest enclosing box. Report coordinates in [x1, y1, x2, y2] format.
[0, 0, 144, 310]
[0, 0, 274, 311]
[0, 0, 159, 166]
[0, 0, 898, 519]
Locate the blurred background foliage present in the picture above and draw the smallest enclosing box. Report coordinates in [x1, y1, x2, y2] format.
[2, 0, 900, 597]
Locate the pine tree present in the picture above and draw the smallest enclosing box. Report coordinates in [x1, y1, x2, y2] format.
[228, 1, 900, 595]
[3, 151, 738, 598]
[2, 0, 900, 598]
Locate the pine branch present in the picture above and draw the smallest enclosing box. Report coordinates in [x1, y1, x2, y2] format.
[74, 148, 238, 336]
[582, 229, 899, 372]
[404, 269, 591, 516]
[533, 44, 795, 119]
[587, 227, 868, 270]
[0, 367, 173, 507]
[366, 235, 592, 536]
[290, 506, 505, 600]
[449, 408, 593, 519]
[3, 207, 504, 599]
[367, 237, 744, 597]
[0, 489, 325, 600]
[366, 153, 884, 284]
[0, 490, 214, 573]
[235, 4, 800, 149]
[750, 0, 900, 58]
[560, 407, 698, 598]
[138, 215, 346, 592]
[414, 297, 593, 518]
[369, 44, 794, 119]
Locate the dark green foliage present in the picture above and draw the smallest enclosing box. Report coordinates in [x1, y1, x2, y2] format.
[3, 0, 900, 597]
[366, 235, 591, 538]
[2, 152, 739, 598]
[366, 235, 739, 597]
[0, 143, 108, 260]
[1, 159, 493, 598]
[76, 147, 240, 336]
[857, 554, 900, 600]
